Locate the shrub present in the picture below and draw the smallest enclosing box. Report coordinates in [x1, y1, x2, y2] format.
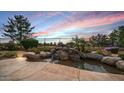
[105, 47, 119, 54]
[83, 49, 91, 53]
[4, 51, 17, 58]
[118, 54, 124, 60]
[39, 46, 54, 52]
[95, 49, 111, 56]
[0, 52, 4, 58]
[96, 50, 103, 55]
[28, 48, 40, 54]
[20, 38, 38, 49]
[0, 42, 21, 51]
[5, 42, 17, 51]
[0, 51, 17, 58]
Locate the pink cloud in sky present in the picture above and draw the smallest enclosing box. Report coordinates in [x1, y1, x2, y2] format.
[32, 12, 124, 37]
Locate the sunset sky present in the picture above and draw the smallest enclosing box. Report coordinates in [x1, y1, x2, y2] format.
[0, 11, 124, 42]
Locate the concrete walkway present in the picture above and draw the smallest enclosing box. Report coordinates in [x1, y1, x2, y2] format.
[0, 57, 124, 81]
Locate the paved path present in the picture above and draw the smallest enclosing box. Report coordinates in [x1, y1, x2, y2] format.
[0, 58, 124, 81]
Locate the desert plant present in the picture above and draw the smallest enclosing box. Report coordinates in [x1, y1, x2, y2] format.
[39, 46, 54, 52]
[20, 38, 38, 49]
[96, 50, 103, 55]
[118, 54, 124, 60]
[28, 48, 41, 54]
[89, 34, 110, 47]
[5, 41, 17, 51]
[66, 42, 75, 48]
[0, 51, 17, 58]
[72, 35, 86, 52]
[105, 47, 119, 54]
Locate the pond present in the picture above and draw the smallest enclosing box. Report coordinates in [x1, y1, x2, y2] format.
[58, 59, 124, 75]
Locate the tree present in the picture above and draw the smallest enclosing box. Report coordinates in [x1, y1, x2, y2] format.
[118, 26, 124, 47]
[89, 34, 109, 47]
[109, 26, 124, 47]
[78, 38, 86, 52]
[109, 29, 119, 46]
[72, 35, 80, 51]
[2, 15, 34, 42]
[72, 35, 86, 51]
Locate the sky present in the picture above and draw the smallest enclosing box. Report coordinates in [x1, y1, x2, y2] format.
[0, 11, 124, 43]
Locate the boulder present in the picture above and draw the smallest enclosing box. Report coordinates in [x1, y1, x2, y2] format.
[57, 42, 66, 47]
[84, 53, 103, 60]
[101, 56, 121, 66]
[69, 54, 81, 62]
[91, 51, 97, 54]
[50, 49, 56, 54]
[57, 50, 69, 61]
[116, 60, 124, 71]
[40, 52, 51, 58]
[62, 46, 69, 52]
[51, 47, 83, 62]
[51, 53, 60, 60]
[52, 60, 60, 64]
[23, 54, 41, 61]
[55, 47, 63, 51]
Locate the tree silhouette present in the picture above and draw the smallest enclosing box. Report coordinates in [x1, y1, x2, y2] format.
[72, 35, 85, 51]
[117, 26, 124, 47]
[89, 34, 109, 47]
[2, 15, 34, 42]
[109, 29, 119, 46]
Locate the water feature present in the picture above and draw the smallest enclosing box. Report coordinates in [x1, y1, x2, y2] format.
[58, 59, 124, 75]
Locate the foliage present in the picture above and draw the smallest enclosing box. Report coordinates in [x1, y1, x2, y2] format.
[118, 26, 124, 47]
[39, 46, 54, 52]
[20, 38, 39, 49]
[96, 50, 103, 55]
[0, 42, 21, 51]
[0, 51, 17, 58]
[72, 35, 86, 52]
[118, 54, 124, 60]
[109, 29, 119, 46]
[109, 26, 124, 47]
[105, 47, 119, 54]
[66, 42, 75, 48]
[28, 48, 40, 54]
[89, 34, 110, 47]
[83, 49, 91, 53]
[95, 49, 111, 56]
[5, 41, 18, 51]
[2, 15, 34, 42]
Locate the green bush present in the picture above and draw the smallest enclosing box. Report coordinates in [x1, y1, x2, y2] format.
[110, 48, 119, 54]
[119, 54, 124, 60]
[83, 49, 91, 53]
[0, 51, 17, 58]
[96, 50, 103, 55]
[0, 42, 21, 51]
[4, 51, 17, 58]
[105, 47, 119, 54]
[95, 49, 111, 56]
[39, 46, 54, 52]
[28, 48, 40, 54]
[6, 42, 17, 51]
[20, 38, 39, 49]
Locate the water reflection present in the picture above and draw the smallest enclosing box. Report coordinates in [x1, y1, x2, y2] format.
[59, 59, 124, 75]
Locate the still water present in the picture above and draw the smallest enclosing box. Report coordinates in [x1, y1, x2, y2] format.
[58, 59, 124, 75]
